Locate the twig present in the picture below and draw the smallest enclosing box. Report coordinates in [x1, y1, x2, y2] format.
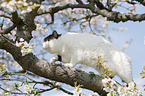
[46, 13, 54, 25]
[63, 14, 97, 24]
[0, 78, 73, 95]
[0, 78, 26, 83]
[37, 87, 55, 94]
[10, 72, 35, 82]
[0, 86, 27, 95]
[0, 14, 11, 19]
[76, 0, 83, 4]
[58, 87, 73, 95]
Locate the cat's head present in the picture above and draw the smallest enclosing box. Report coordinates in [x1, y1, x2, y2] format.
[43, 30, 61, 53]
[44, 30, 61, 42]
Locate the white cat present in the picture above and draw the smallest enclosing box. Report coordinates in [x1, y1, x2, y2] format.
[43, 30, 133, 83]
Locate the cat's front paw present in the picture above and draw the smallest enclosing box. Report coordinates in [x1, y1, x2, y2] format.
[64, 63, 76, 67]
[50, 56, 57, 64]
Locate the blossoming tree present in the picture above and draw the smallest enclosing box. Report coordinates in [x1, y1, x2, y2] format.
[0, 0, 144, 95]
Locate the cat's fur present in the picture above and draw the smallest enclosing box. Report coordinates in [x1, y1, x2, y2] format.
[43, 30, 133, 83]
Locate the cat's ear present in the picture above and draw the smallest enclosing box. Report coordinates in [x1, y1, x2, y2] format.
[52, 30, 58, 38]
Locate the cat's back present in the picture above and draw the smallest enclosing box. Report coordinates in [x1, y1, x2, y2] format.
[60, 32, 109, 45]
[59, 32, 123, 55]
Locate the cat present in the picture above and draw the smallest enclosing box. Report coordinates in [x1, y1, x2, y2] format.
[43, 30, 133, 83]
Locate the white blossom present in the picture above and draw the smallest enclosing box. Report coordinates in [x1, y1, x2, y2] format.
[72, 87, 82, 96]
[16, 38, 35, 56]
[0, 0, 39, 14]
[102, 78, 142, 96]
[88, 92, 100, 96]
[0, 61, 7, 75]
[1, 0, 17, 12]
[102, 78, 118, 92]
[23, 84, 33, 93]
[20, 38, 24, 42]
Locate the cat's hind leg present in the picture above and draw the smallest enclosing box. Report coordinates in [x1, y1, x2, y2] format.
[64, 56, 78, 67]
[50, 55, 62, 63]
[64, 63, 76, 67]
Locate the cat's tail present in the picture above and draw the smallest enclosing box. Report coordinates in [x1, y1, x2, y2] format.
[114, 51, 133, 83]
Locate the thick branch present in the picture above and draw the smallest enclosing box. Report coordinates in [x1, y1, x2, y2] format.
[37, 3, 145, 23]
[15, 0, 43, 43]
[11, 11, 21, 25]
[88, 6, 145, 22]
[0, 35, 107, 96]
[0, 24, 16, 34]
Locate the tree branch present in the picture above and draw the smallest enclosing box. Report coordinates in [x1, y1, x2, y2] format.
[0, 13, 11, 19]
[0, 86, 27, 95]
[88, 6, 145, 22]
[63, 14, 97, 25]
[76, 0, 83, 4]
[94, 0, 110, 11]
[11, 11, 21, 25]
[0, 35, 107, 95]
[37, 3, 145, 23]
[0, 24, 16, 34]
[15, 0, 43, 43]
[135, 0, 145, 6]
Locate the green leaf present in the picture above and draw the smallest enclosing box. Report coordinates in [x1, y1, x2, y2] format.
[143, 66, 145, 70]
[140, 70, 145, 79]
[0, 63, 4, 71]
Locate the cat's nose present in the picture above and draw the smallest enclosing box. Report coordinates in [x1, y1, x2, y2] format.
[42, 42, 46, 49]
[42, 41, 49, 49]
